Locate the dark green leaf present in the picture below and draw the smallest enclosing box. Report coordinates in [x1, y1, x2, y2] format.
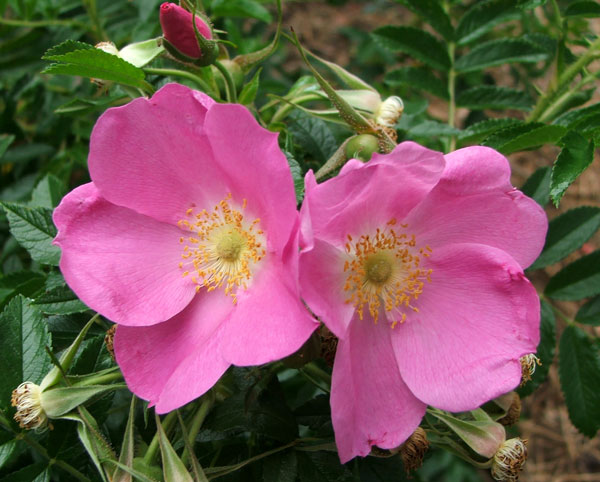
[394, 0, 454, 41]
[576, 296, 600, 326]
[455, 38, 548, 72]
[385, 67, 448, 99]
[357, 455, 407, 482]
[520, 166, 551, 207]
[1, 202, 60, 266]
[262, 450, 298, 482]
[372, 26, 451, 71]
[297, 451, 354, 482]
[42, 40, 93, 58]
[456, 0, 520, 45]
[408, 120, 461, 137]
[565, 1, 600, 17]
[457, 86, 533, 110]
[553, 102, 600, 127]
[457, 118, 522, 143]
[0, 463, 48, 482]
[54, 95, 125, 115]
[496, 124, 566, 154]
[518, 300, 556, 397]
[29, 174, 66, 209]
[288, 111, 337, 163]
[284, 151, 305, 203]
[32, 284, 89, 315]
[559, 325, 600, 437]
[550, 131, 595, 206]
[0, 296, 52, 412]
[530, 207, 600, 269]
[484, 122, 543, 149]
[238, 68, 261, 106]
[1, 144, 55, 166]
[517, 0, 548, 9]
[43, 48, 151, 91]
[211, 0, 272, 22]
[545, 250, 600, 300]
[0, 134, 15, 159]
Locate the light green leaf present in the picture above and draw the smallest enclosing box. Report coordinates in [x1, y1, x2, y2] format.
[576, 296, 600, 326]
[550, 131, 595, 206]
[29, 174, 66, 209]
[385, 67, 448, 99]
[394, 0, 454, 41]
[530, 207, 600, 269]
[0, 296, 52, 412]
[238, 68, 261, 105]
[545, 250, 600, 300]
[456, 0, 520, 45]
[372, 26, 451, 71]
[118, 38, 164, 68]
[520, 166, 551, 207]
[455, 38, 548, 72]
[559, 325, 600, 437]
[565, 1, 600, 17]
[457, 85, 533, 110]
[43, 385, 123, 417]
[1, 202, 60, 266]
[156, 414, 193, 482]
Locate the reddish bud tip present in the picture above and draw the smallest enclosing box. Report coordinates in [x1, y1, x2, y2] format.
[159, 2, 212, 59]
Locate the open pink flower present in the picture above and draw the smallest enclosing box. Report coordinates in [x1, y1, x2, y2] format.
[53, 83, 318, 413]
[299, 142, 547, 462]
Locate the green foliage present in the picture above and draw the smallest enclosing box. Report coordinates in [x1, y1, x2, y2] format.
[576, 296, 600, 326]
[454, 38, 549, 72]
[545, 250, 600, 300]
[456, 86, 533, 111]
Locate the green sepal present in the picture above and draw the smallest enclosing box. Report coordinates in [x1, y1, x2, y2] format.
[156, 413, 194, 482]
[42, 384, 125, 417]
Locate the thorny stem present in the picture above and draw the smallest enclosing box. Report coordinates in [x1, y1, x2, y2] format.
[143, 67, 214, 94]
[182, 394, 214, 466]
[143, 410, 178, 466]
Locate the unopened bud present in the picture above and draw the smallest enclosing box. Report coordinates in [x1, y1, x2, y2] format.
[105, 324, 117, 360]
[491, 438, 528, 481]
[159, 2, 217, 65]
[399, 427, 429, 473]
[519, 354, 540, 386]
[497, 392, 521, 426]
[375, 96, 403, 127]
[344, 134, 379, 162]
[11, 382, 48, 431]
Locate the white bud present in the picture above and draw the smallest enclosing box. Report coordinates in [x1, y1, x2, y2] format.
[375, 96, 404, 127]
[11, 382, 48, 431]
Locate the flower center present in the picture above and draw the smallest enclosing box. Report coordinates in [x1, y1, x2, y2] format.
[178, 194, 266, 303]
[343, 219, 432, 327]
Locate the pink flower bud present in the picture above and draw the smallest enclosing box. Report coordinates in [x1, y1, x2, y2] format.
[159, 2, 212, 59]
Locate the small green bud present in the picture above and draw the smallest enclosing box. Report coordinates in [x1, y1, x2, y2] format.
[345, 134, 380, 162]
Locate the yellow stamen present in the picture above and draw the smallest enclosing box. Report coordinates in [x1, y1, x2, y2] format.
[343, 219, 432, 325]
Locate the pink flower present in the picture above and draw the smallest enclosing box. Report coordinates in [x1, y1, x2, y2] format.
[299, 142, 547, 462]
[159, 2, 212, 59]
[53, 83, 318, 413]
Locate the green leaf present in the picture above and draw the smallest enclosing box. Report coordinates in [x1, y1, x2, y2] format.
[43, 385, 123, 417]
[288, 111, 337, 163]
[517, 0, 548, 9]
[456, 0, 520, 45]
[550, 131, 595, 206]
[457, 118, 522, 143]
[553, 102, 600, 128]
[262, 450, 298, 482]
[372, 26, 451, 71]
[455, 38, 548, 72]
[495, 124, 567, 154]
[156, 414, 193, 482]
[32, 284, 89, 315]
[565, 1, 600, 17]
[357, 456, 407, 482]
[394, 0, 454, 41]
[518, 300, 556, 397]
[1, 144, 55, 166]
[297, 451, 354, 482]
[0, 463, 49, 482]
[408, 120, 461, 137]
[576, 296, 600, 326]
[385, 67, 448, 99]
[483, 122, 542, 149]
[559, 325, 600, 437]
[0, 134, 15, 159]
[520, 166, 551, 206]
[43, 40, 93, 58]
[0, 296, 52, 412]
[1, 202, 60, 266]
[545, 250, 600, 300]
[238, 68, 261, 105]
[0, 271, 46, 310]
[55, 95, 125, 115]
[457, 86, 533, 110]
[29, 174, 66, 209]
[211, 0, 272, 22]
[284, 151, 305, 203]
[43, 48, 152, 92]
[530, 207, 600, 269]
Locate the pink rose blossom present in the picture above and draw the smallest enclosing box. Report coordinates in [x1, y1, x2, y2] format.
[299, 142, 547, 462]
[53, 83, 318, 413]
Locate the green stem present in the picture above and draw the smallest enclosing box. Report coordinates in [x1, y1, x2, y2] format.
[540, 294, 575, 326]
[182, 395, 214, 465]
[81, 0, 106, 42]
[143, 411, 177, 466]
[72, 369, 123, 387]
[0, 17, 87, 29]
[527, 37, 600, 123]
[16, 432, 91, 481]
[143, 67, 213, 93]
[538, 71, 600, 123]
[213, 60, 237, 103]
[301, 362, 332, 386]
[269, 94, 323, 123]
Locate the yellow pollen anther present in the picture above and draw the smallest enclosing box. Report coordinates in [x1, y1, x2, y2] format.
[343, 220, 432, 325]
[177, 194, 265, 303]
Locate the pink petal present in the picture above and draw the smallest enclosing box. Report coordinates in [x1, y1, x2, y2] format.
[331, 315, 426, 463]
[391, 243, 540, 413]
[114, 292, 233, 412]
[303, 142, 445, 248]
[203, 103, 298, 254]
[53, 183, 194, 326]
[220, 259, 319, 366]
[299, 239, 354, 339]
[88, 83, 225, 225]
[405, 146, 547, 268]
